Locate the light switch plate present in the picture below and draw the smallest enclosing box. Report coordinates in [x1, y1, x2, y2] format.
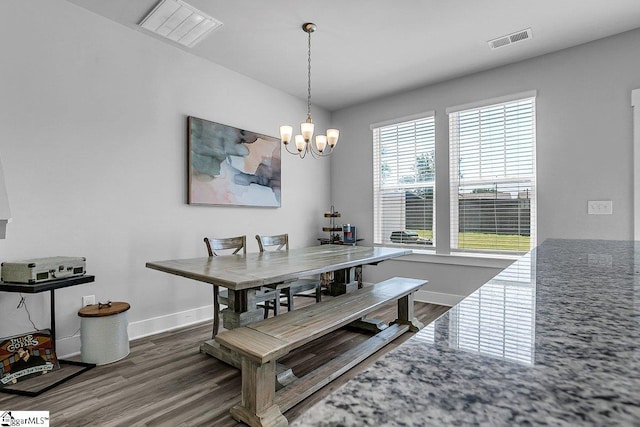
[587, 200, 612, 215]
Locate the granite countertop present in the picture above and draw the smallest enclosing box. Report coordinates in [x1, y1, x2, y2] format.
[293, 239, 640, 426]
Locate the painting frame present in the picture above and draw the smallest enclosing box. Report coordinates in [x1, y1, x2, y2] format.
[187, 116, 282, 207]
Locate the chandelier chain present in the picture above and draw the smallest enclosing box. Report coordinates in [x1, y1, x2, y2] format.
[279, 22, 339, 158]
[307, 28, 312, 121]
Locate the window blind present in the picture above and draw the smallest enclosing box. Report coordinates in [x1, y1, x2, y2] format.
[449, 96, 536, 253]
[373, 115, 435, 247]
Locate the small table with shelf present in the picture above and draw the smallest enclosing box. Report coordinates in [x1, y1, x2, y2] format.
[0, 275, 96, 396]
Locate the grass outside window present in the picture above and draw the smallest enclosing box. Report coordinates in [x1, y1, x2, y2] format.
[408, 229, 530, 252]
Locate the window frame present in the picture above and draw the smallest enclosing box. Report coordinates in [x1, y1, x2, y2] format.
[447, 91, 537, 255]
[371, 111, 436, 249]
[370, 91, 537, 260]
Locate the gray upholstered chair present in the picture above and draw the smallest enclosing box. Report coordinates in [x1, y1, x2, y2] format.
[255, 233, 322, 312]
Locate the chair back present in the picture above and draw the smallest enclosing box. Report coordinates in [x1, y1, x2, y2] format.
[255, 234, 289, 252]
[204, 235, 247, 257]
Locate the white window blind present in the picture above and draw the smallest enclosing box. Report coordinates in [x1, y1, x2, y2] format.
[373, 115, 435, 247]
[449, 96, 536, 253]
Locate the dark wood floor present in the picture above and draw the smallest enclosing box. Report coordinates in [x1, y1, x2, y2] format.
[0, 298, 449, 427]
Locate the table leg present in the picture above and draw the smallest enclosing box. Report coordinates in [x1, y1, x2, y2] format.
[50, 289, 56, 345]
[222, 289, 271, 330]
[329, 266, 360, 296]
[202, 288, 279, 366]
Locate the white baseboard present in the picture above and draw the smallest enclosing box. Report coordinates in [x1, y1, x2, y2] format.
[360, 281, 462, 307]
[128, 304, 214, 340]
[56, 335, 82, 359]
[415, 290, 463, 307]
[56, 305, 214, 359]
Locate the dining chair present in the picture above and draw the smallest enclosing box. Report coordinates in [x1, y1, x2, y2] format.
[255, 233, 322, 312]
[203, 235, 279, 338]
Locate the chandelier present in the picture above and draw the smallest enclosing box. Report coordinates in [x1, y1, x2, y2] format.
[280, 23, 339, 159]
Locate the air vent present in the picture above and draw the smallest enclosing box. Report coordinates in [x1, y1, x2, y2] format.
[488, 28, 532, 50]
[139, 0, 223, 48]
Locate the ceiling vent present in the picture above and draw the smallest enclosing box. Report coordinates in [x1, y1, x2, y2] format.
[139, 0, 223, 48]
[488, 28, 532, 50]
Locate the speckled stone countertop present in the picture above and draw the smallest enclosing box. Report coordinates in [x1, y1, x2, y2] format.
[293, 239, 640, 426]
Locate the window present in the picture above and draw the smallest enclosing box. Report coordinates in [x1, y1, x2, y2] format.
[372, 113, 435, 247]
[448, 95, 536, 253]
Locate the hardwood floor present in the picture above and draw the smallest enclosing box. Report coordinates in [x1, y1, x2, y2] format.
[0, 298, 449, 426]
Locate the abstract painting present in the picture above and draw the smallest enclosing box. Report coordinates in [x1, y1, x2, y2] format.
[188, 117, 281, 207]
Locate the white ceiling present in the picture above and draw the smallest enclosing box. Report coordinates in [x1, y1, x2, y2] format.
[66, 0, 640, 111]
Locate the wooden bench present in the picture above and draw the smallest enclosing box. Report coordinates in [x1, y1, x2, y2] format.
[215, 276, 427, 427]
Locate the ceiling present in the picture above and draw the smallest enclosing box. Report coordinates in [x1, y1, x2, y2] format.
[66, 0, 640, 111]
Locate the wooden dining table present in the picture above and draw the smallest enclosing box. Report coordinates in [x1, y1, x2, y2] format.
[146, 244, 411, 365]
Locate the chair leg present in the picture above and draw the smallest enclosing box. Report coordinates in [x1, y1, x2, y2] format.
[315, 283, 322, 303]
[273, 296, 281, 316]
[282, 288, 292, 312]
[212, 285, 220, 339]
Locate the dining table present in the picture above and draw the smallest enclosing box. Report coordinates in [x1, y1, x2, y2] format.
[146, 244, 411, 365]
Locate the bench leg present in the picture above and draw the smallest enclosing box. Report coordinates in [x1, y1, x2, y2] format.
[230, 358, 288, 427]
[392, 293, 424, 332]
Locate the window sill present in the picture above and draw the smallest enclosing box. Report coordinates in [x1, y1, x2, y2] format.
[380, 246, 518, 268]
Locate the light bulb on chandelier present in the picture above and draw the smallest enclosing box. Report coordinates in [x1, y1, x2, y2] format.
[280, 23, 339, 159]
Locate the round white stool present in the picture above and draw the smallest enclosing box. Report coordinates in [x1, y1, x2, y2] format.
[78, 301, 130, 365]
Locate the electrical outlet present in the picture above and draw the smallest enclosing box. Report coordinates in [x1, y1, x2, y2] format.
[587, 200, 612, 215]
[82, 295, 95, 307]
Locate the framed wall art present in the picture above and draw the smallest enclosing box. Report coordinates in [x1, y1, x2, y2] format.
[188, 116, 281, 207]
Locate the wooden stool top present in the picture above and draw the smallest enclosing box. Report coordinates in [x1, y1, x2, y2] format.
[78, 301, 130, 317]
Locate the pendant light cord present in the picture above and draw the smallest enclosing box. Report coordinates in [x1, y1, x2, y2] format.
[307, 28, 312, 121]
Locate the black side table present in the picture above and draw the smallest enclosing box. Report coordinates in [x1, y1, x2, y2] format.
[0, 275, 96, 396]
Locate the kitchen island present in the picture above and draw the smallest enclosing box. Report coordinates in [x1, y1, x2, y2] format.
[293, 239, 640, 426]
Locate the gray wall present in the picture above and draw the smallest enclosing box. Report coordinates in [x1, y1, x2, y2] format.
[331, 28, 640, 298]
[0, 0, 332, 355]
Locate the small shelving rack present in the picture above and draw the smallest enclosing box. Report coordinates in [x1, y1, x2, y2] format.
[321, 205, 342, 244]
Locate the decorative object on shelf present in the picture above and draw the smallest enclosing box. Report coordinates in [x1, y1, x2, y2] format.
[321, 205, 342, 244]
[279, 23, 339, 159]
[188, 116, 281, 207]
[343, 224, 357, 245]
